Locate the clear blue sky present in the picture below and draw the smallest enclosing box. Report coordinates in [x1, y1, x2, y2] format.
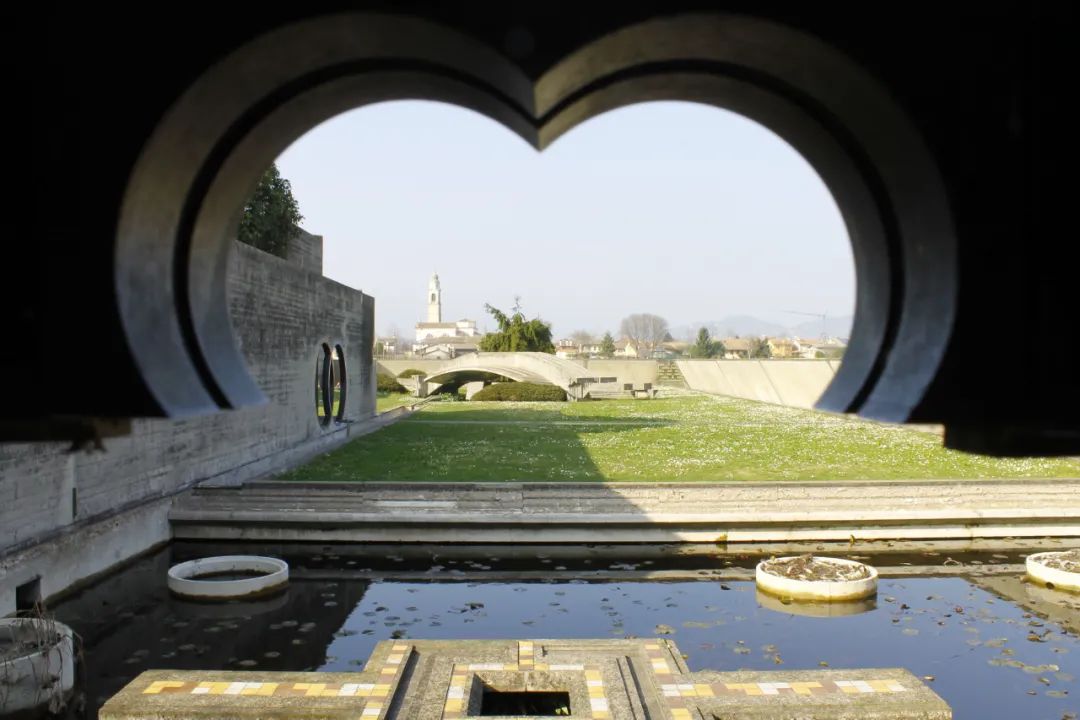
[276, 100, 853, 340]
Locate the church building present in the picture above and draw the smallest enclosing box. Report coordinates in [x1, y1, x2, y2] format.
[413, 273, 480, 359]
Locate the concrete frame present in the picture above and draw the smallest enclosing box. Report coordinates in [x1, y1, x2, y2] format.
[110, 13, 957, 435]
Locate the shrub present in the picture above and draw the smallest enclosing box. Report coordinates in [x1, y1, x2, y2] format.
[470, 382, 566, 402]
[397, 368, 426, 378]
[377, 373, 406, 393]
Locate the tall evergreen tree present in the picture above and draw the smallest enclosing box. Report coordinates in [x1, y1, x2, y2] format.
[691, 327, 724, 358]
[598, 332, 616, 358]
[238, 163, 303, 259]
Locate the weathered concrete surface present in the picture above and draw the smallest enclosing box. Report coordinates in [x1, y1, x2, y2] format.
[101, 639, 950, 719]
[580, 359, 659, 387]
[0, 242, 375, 616]
[169, 479, 1080, 544]
[677, 359, 839, 409]
[376, 359, 444, 377]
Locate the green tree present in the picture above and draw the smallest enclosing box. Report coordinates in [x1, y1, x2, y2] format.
[749, 336, 773, 359]
[690, 327, 724, 358]
[238, 163, 303, 259]
[598, 332, 616, 358]
[478, 299, 555, 353]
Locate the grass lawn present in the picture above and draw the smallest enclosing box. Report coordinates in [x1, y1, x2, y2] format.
[281, 393, 1080, 482]
[376, 392, 414, 413]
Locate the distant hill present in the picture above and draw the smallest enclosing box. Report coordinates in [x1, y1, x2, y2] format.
[674, 314, 853, 341]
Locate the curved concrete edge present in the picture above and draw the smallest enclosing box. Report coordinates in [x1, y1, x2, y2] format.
[0, 618, 76, 714]
[1025, 551, 1080, 592]
[167, 555, 288, 600]
[755, 589, 877, 617]
[755, 557, 878, 601]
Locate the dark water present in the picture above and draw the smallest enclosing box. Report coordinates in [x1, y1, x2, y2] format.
[51, 544, 1078, 720]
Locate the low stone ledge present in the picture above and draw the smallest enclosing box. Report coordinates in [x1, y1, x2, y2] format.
[99, 640, 950, 719]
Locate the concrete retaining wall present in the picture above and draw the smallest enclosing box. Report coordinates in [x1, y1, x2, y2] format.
[579, 359, 659, 386]
[377, 357, 835, 410]
[0, 242, 375, 615]
[676, 360, 837, 409]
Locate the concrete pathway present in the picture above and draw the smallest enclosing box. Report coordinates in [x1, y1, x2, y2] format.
[170, 479, 1080, 543]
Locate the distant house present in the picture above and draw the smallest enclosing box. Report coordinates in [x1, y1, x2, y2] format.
[767, 337, 799, 358]
[661, 341, 690, 357]
[614, 339, 639, 358]
[374, 336, 399, 356]
[721, 338, 751, 359]
[554, 345, 581, 360]
[413, 335, 479, 360]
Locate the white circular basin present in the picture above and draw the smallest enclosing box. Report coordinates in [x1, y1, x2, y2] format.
[167, 555, 289, 600]
[1025, 550, 1080, 593]
[756, 555, 878, 602]
[0, 618, 76, 715]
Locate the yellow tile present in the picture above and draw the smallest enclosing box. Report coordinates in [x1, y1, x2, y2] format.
[694, 684, 714, 697]
[380, 667, 397, 675]
[372, 687, 389, 698]
[593, 712, 610, 719]
[585, 670, 602, 681]
[254, 683, 278, 696]
[791, 682, 821, 696]
[143, 680, 186, 695]
[445, 699, 463, 712]
[671, 710, 692, 719]
[207, 682, 232, 695]
[588, 688, 604, 698]
[839, 685, 860, 694]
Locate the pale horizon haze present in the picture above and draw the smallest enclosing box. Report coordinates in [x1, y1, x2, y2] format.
[276, 100, 855, 340]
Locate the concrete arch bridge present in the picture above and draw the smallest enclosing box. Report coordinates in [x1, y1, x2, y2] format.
[422, 352, 639, 400]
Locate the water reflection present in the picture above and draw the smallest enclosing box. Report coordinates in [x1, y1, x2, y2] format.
[51, 546, 1079, 720]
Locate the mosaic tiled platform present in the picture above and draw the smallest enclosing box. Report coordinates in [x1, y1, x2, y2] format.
[100, 639, 951, 719]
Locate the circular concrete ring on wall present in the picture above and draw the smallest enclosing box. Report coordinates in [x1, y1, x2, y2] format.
[1025, 550, 1080, 593]
[756, 556, 878, 602]
[0, 618, 76, 715]
[167, 556, 289, 600]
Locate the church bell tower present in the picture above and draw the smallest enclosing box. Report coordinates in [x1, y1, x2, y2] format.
[427, 272, 442, 323]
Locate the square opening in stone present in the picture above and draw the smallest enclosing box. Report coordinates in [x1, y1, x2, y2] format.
[479, 688, 571, 716]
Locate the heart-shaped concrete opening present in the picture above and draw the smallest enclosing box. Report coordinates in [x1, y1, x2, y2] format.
[114, 13, 955, 426]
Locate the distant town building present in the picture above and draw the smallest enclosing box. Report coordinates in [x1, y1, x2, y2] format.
[413, 272, 480, 358]
[720, 338, 752, 359]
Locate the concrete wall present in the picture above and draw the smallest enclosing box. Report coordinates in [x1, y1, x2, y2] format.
[676, 360, 837, 409]
[376, 359, 445, 377]
[287, 227, 323, 275]
[0, 242, 375, 615]
[579, 359, 659, 386]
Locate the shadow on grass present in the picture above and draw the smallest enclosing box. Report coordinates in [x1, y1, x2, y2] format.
[282, 409, 674, 482]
